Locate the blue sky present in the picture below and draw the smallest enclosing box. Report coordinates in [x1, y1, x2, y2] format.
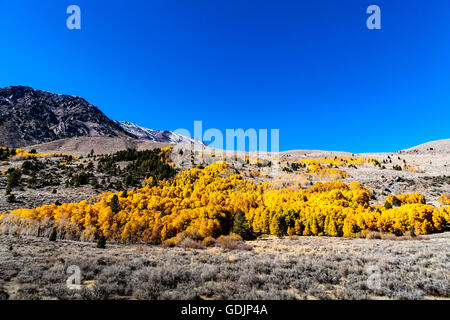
[0, 0, 449, 152]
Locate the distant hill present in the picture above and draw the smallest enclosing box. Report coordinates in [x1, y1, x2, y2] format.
[24, 136, 172, 157]
[401, 139, 450, 154]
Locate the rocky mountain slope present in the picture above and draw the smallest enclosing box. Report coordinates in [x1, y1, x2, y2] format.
[0, 86, 133, 148]
[0, 86, 203, 148]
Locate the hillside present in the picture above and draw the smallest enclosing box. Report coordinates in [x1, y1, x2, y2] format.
[0, 86, 132, 148]
[402, 139, 450, 154]
[24, 136, 171, 157]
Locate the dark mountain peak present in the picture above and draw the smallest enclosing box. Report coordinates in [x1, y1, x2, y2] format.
[0, 86, 134, 148]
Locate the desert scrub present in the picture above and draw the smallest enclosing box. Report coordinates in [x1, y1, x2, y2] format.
[0, 233, 449, 300]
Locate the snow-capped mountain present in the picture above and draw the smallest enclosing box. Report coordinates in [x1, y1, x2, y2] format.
[118, 121, 205, 146]
[0, 85, 205, 148]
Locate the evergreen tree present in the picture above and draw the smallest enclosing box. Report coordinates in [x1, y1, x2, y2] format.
[384, 201, 393, 209]
[110, 195, 120, 214]
[49, 228, 57, 241]
[97, 234, 106, 249]
[123, 174, 133, 187]
[232, 211, 255, 240]
[392, 196, 402, 207]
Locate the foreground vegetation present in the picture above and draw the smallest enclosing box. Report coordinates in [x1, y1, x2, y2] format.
[0, 233, 448, 300]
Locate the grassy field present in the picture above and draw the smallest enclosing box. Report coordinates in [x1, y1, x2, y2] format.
[0, 232, 449, 300]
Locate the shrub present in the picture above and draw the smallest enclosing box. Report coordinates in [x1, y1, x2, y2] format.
[162, 237, 177, 247]
[176, 230, 203, 243]
[217, 234, 252, 251]
[381, 233, 397, 240]
[6, 193, 16, 203]
[202, 236, 217, 247]
[115, 181, 123, 190]
[366, 231, 382, 239]
[178, 238, 205, 249]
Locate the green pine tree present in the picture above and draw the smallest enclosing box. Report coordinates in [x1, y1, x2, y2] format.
[384, 201, 393, 209]
[110, 195, 120, 214]
[392, 196, 401, 207]
[232, 211, 255, 240]
[97, 234, 106, 249]
[49, 228, 57, 242]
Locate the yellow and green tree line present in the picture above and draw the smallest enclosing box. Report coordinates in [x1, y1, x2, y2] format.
[0, 162, 449, 243]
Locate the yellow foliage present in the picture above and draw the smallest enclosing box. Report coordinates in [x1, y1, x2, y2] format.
[0, 162, 448, 243]
[386, 193, 426, 205]
[0, 146, 77, 160]
[438, 194, 450, 205]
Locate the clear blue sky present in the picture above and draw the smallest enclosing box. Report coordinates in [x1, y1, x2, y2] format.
[0, 0, 449, 152]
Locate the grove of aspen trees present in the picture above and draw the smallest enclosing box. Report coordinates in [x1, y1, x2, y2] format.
[1, 149, 449, 244]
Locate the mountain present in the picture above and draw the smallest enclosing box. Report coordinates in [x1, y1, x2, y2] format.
[118, 121, 205, 146]
[0, 86, 204, 148]
[0, 86, 132, 148]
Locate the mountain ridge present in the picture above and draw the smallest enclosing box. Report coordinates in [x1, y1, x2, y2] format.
[0, 86, 203, 148]
[0, 86, 132, 148]
[117, 121, 205, 146]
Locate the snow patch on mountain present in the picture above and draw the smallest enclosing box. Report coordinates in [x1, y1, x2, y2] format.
[118, 121, 205, 146]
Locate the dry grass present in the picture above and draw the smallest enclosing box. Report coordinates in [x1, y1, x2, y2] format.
[178, 238, 206, 249]
[216, 235, 252, 251]
[0, 232, 449, 300]
[366, 231, 382, 239]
